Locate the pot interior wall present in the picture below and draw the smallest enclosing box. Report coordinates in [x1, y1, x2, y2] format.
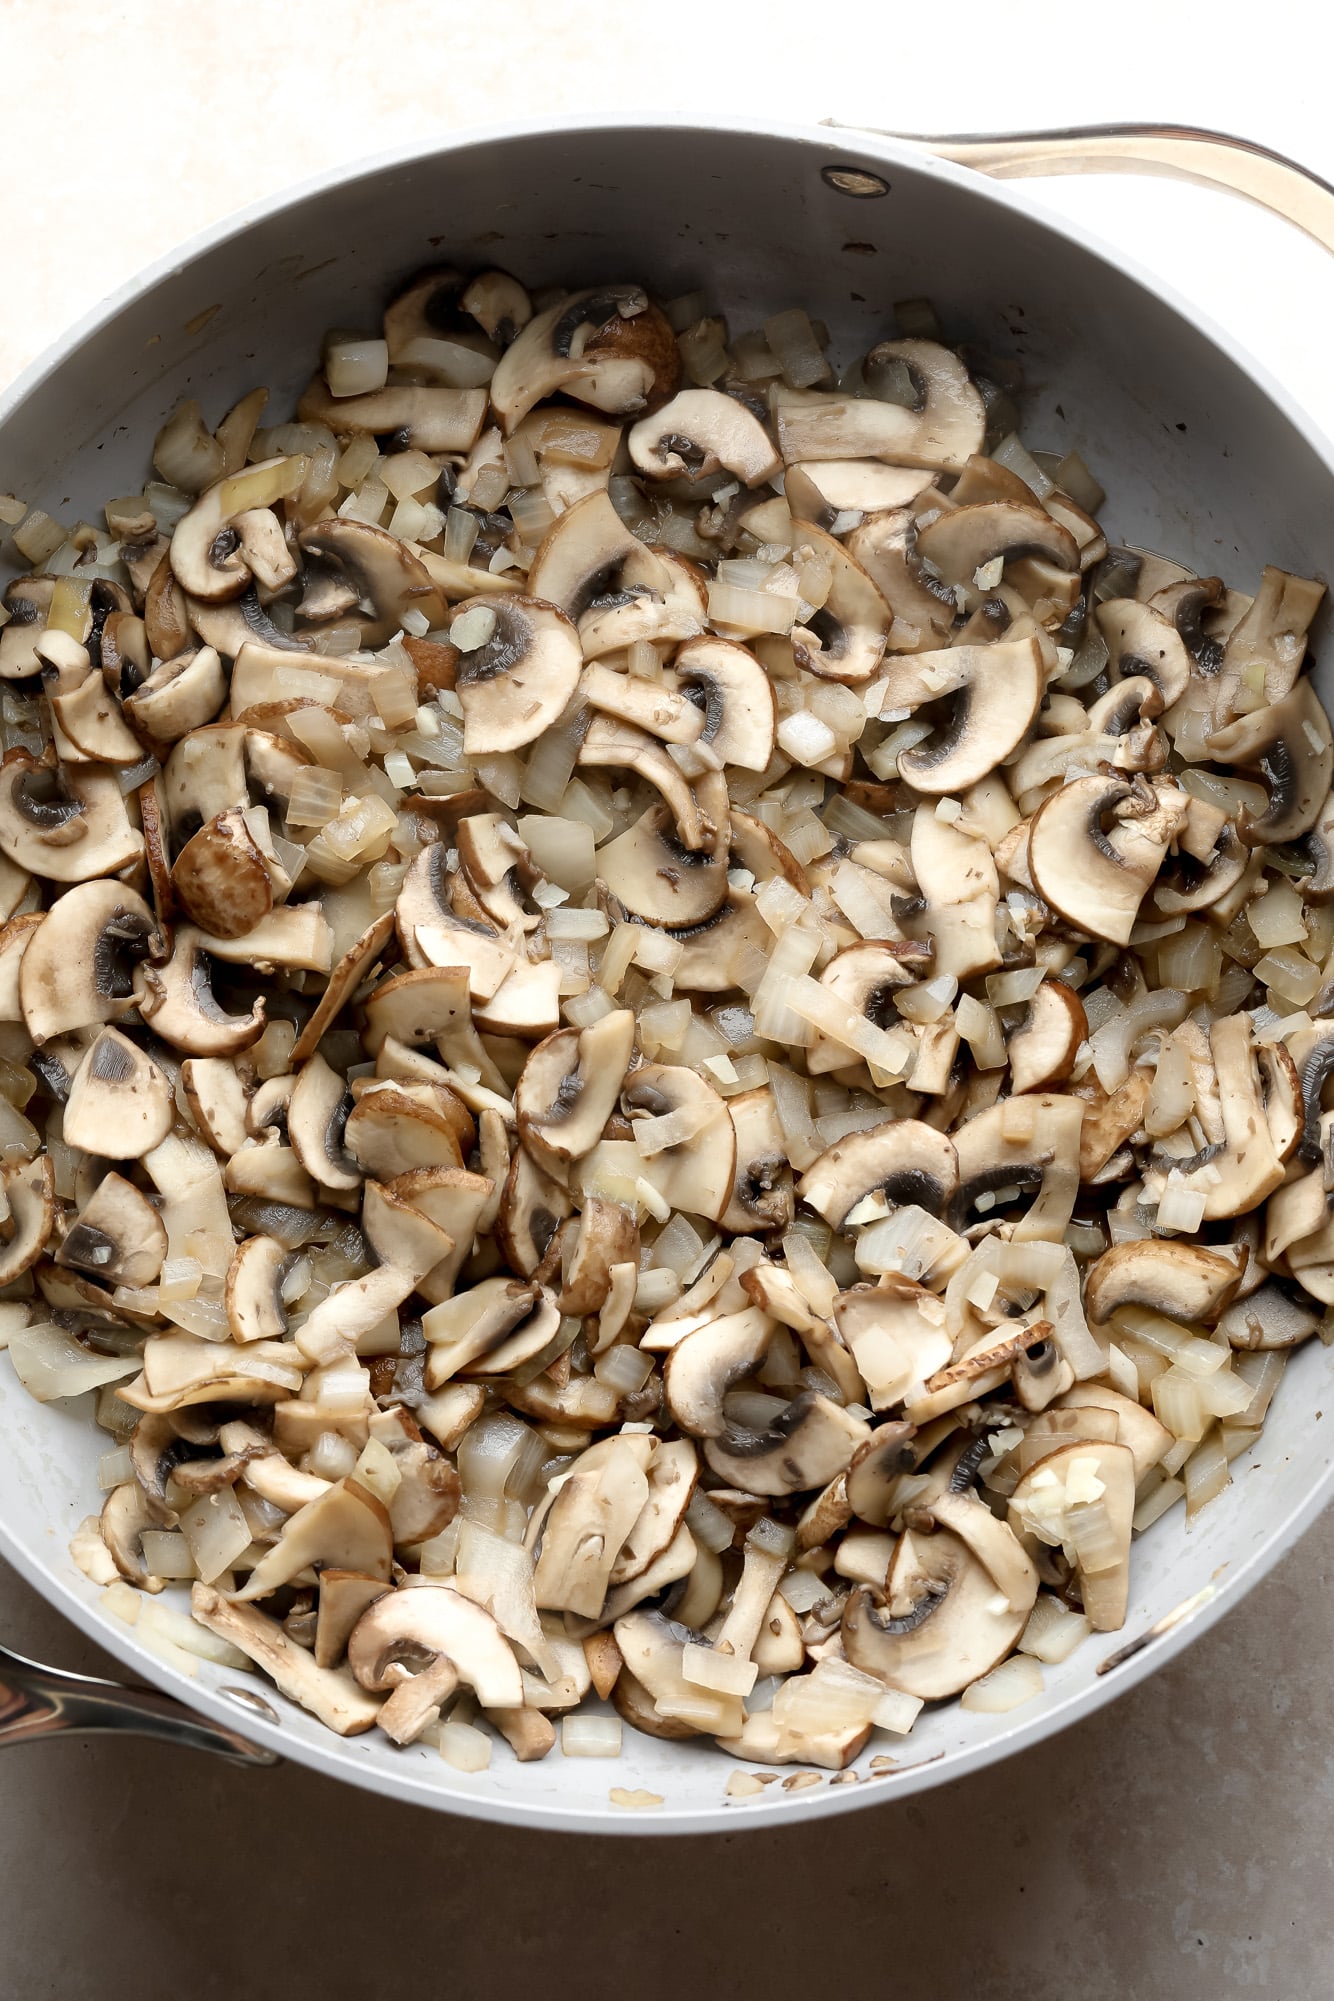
[1, 121, 1332, 1830]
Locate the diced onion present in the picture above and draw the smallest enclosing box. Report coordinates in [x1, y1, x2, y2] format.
[560, 1715, 623, 1757]
[960, 1654, 1045, 1713]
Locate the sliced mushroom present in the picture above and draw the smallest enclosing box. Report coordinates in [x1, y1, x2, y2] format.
[422, 1278, 560, 1385]
[703, 1391, 870, 1496]
[19, 882, 160, 1044]
[629, 388, 780, 485]
[136, 927, 266, 1056]
[101, 1482, 167, 1593]
[916, 500, 1078, 588]
[57, 1171, 165, 1288]
[0, 755, 143, 883]
[392, 1166, 495, 1304]
[952, 1093, 1085, 1240]
[170, 466, 297, 603]
[296, 379, 487, 453]
[170, 809, 274, 939]
[296, 519, 444, 647]
[596, 797, 731, 927]
[774, 342, 985, 470]
[670, 635, 777, 771]
[662, 1307, 774, 1437]
[1160, 1015, 1286, 1220]
[287, 1054, 361, 1194]
[1083, 1239, 1242, 1326]
[842, 1522, 1031, 1698]
[224, 1234, 290, 1343]
[559, 1196, 639, 1316]
[494, 1144, 573, 1278]
[236, 1477, 394, 1600]
[526, 487, 672, 622]
[875, 636, 1044, 793]
[579, 716, 714, 848]
[612, 1610, 744, 1739]
[63, 1029, 173, 1158]
[1009, 1438, 1135, 1631]
[515, 1009, 636, 1179]
[1216, 1279, 1321, 1351]
[448, 595, 582, 755]
[123, 646, 227, 753]
[833, 1283, 953, 1413]
[192, 1584, 381, 1735]
[1007, 981, 1088, 1095]
[623, 1062, 737, 1221]
[800, 1118, 959, 1230]
[722, 1087, 795, 1235]
[1096, 598, 1193, 707]
[344, 1083, 471, 1181]
[490, 286, 679, 432]
[788, 522, 891, 685]
[1206, 681, 1334, 844]
[532, 1432, 655, 1617]
[845, 507, 957, 650]
[1029, 777, 1190, 945]
[0, 1154, 54, 1284]
[289, 911, 396, 1066]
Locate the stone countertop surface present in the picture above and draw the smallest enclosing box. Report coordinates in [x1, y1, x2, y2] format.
[3, 3, 1334, 1995]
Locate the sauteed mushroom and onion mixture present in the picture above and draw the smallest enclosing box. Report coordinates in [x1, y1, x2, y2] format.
[0, 271, 1331, 1782]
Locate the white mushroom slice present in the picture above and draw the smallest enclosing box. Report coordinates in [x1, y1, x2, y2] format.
[579, 716, 713, 848]
[493, 1141, 572, 1278]
[286, 1054, 360, 1193]
[0, 1154, 54, 1284]
[181, 1055, 249, 1157]
[63, 1029, 173, 1158]
[235, 1477, 393, 1600]
[1007, 982, 1088, 1096]
[136, 927, 266, 1057]
[489, 286, 679, 432]
[805, 942, 919, 1076]
[739, 1263, 863, 1404]
[196, 905, 332, 973]
[929, 1490, 1039, 1613]
[290, 911, 396, 1066]
[422, 1277, 559, 1385]
[719, 1087, 794, 1236]
[597, 776, 731, 927]
[527, 488, 672, 622]
[577, 551, 706, 662]
[612, 1610, 744, 1739]
[460, 268, 532, 344]
[704, 1392, 870, 1496]
[790, 462, 935, 517]
[579, 661, 705, 745]
[345, 1084, 470, 1181]
[296, 379, 487, 452]
[609, 1440, 698, 1586]
[800, 1118, 959, 1231]
[295, 1263, 419, 1367]
[1028, 777, 1190, 945]
[170, 809, 274, 940]
[1055, 1385, 1173, 1483]
[224, 1135, 316, 1210]
[1083, 1240, 1242, 1327]
[515, 1009, 636, 1179]
[662, 1307, 774, 1437]
[915, 499, 1078, 587]
[48, 672, 145, 764]
[1206, 681, 1334, 844]
[453, 595, 581, 755]
[191, 1585, 381, 1735]
[1096, 598, 1194, 707]
[875, 636, 1044, 793]
[471, 958, 562, 1040]
[169, 466, 297, 604]
[124, 647, 228, 753]
[623, 1062, 736, 1222]
[400, 872, 516, 996]
[0, 756, 143, 882]
[313, 1572, 389, 1670]
[787, 522, 891, 685]
[843, 1522, 1034, 1699]
[775, 342, 985, 470]
[0, 913, 41, 1020]
[391, 1166, 495, 1304]
[1010, 1438, 1136, 1631]
[559, 1196, 640, 1316]
[225, 1234, 290, 1343]
[162, 723, 248, 838]
[361, 1180, 456, 1287]
[297, 518, 444, 644]
[57, 1172, 165, 1289]
[670, 636, 777, 771]
[952, 1094, 1085, 1241]
[533, 1433, 654, 1617]
[119, 1333, 303, 1413]
[1217, 563, 1325, 710]
[833, 1283, 953, 1413]
[1162, 1015, 1286, 1221]
[845, 507, 957, 650]
[18, 881, 159, 1044]
[629, 388, 780, 485]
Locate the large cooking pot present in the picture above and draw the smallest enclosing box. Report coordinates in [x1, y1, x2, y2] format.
[2, 117, 1333, 1833]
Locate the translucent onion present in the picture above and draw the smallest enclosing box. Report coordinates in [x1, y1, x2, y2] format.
[960, 1654, 1045, 1713]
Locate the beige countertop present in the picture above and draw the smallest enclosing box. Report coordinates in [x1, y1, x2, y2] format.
[3, 4, 1334, 1994]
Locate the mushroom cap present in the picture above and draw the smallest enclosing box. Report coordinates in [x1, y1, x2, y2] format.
[843, 1523, 1029, 1699]
[879, 636, 1044, 794]
[344, 1082, 471, 1181]
[800, 1117, 959, 1230]
[451, 595, 581, 755]
[63, 1029, 174, 1158]
[346, 1578, 522, 1709]
[843, 1420, 920, 1527]
[170, 809, 274, 939]
[124, 645, 228, 753]
[1028, 776, 1190, 945]
[702, 1391, 870, 1496]
[18, 880, 161, 1044]
[662, 1306, 774, 1438]
[629, 388, 780, 486]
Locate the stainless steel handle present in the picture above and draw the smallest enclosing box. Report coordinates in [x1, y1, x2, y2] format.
[0, 1641, 280, 1766]
[829, 123, 1334, 257]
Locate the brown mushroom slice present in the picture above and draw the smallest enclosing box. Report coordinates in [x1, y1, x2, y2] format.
[1007, 981, 1088, 1095]
[0, 913, 41, 1022]
[721, 1087, 794, 1236]
[422, 1277, 558, 1384]
[788, 522, 891, 685]
[1096, 598, 1193, 707]
[446, 594, 582, 756]
[596, 799, 731, 927]
[558, 1195, 639, 1316]
[1028, 777, 1190, 945]
[1009, 1438, 1136, 1631]
[283, 910, 395, 1067]
[1215, 1279, 1320, 1352]
[191, 1584, 381, 1736]
[670, 635, 777, 771]
[612, 1610, 744, 1739]
[845, 507, 957, 650]
[490, 286, 678, 432]
[515, 1008, 636, 1179]
[195, 904, 331, 975]
[0, 1154, 55, 1284]
[662, 1307, 774, 1437]
[136, 927, 266, 1057]
[296, 378, 487, 453]
[915, 498, 1079, 589]
[533, 1432, 655, 1617]
[18, 881, 160, 1044]
[180, 1056, 248, 1157]
[63, 1029, 173, 1158]
[1218, 563, 1325, 707]
[842, 1523, 1028, 1699]
[800, 1118, 959, 1231]
[494, 1145, 573, 1278]
[470, 958, 562, 1041]
[161, 723, 248, 840]
[235, 1476, 394, 1600]
[629, 388, 780, 485]
[623, 1062, 737, 1222]
[774, 342, 985, 471]
[1084, 1239, 1242, 1328]
[57, 1172, 165, 1289]
[399, 866, 515, 997]
[224, 1134, 317, 1211]
[0, 756, 143, 882]
[362, 964, 504, 1092]
[929, 1490, 1040, 1613]
[392, 1166, 495, 1304]
[344, 1084, 468, 1181]
[877, 636, 1044, 794]
[1206, 681, 1334, 844]
[101, 1482, 167, 1593]
[704, 1392, 870, 1497]
[170, 809, 274, 939]
[313, 1571, 390, 1670]
[224, 1234, 290, 1343]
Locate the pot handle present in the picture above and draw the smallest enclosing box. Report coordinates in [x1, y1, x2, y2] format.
[832, 123, 1334, 257]
[0, 1641, 281, 1766]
